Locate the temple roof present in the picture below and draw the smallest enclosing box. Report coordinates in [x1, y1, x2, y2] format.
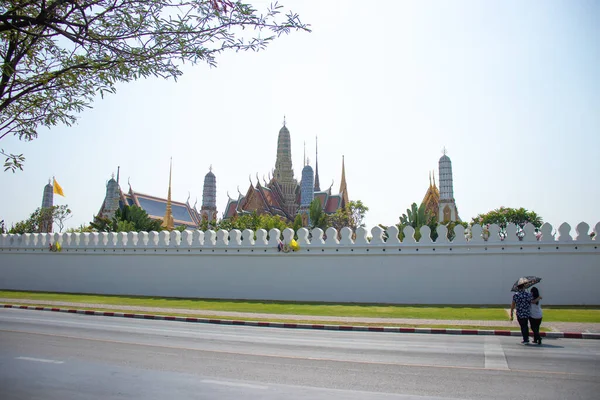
[129, 191, 198, 227]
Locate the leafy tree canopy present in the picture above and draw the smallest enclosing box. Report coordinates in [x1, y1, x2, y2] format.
[328, 200, 369, 233]
[217, 211, 289, 233]
[308, 199, 328, 230]
[397, 202, 437, 241]
[8, 205, 71, 233]
[472, 207, 543, 229]
[66, 224, 95, 233]
[90, 205, 163, 232]
[0, 0, 309, 171]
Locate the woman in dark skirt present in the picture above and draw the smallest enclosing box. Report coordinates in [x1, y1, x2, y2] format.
[529, 287, 543, 345]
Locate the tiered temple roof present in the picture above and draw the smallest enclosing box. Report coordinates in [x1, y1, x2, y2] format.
[98, 171, 204, 229]
[223, 121, 348, 221]
[422, 171, 440, 220]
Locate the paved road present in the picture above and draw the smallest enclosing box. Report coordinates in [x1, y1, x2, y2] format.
[1, 309, 599, 399]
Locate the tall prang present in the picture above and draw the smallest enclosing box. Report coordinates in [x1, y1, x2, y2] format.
[438, 148, 459, 223]
[99, 174, 120, 220]
[201, 165, 217, 222]
[40, 179, 54, 233]
[314, 136, 321, 191]
[339, 155, 349, 208]
[299, 157, 314, 227]
[273, 118, 298, 216]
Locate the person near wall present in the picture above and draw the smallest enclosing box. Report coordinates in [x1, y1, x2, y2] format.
[510, 284, 533, 344]
[529, 287, 543, 345]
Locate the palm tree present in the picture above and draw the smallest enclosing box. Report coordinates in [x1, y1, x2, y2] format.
[398, 202, 437, 241]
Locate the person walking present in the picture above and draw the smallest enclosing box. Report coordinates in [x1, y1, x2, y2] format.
[529, 287, 543, 345]
[510, 284, 533, 344]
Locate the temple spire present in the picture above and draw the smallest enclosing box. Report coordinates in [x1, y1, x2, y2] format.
[40, 180, 54, 233]
[273, 119, 297, 217]
[339, 155, 349, 207]
[201, 165, 217, 222]
[162, 158, 174, 230]
[314, 136, 321, 191]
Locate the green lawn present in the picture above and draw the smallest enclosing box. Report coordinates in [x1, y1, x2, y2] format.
[540, 309, 600, 323]
[1, 302, 549, 331]
[1, 290, 598, 323]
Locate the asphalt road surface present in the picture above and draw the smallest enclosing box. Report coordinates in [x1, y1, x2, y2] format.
[1, 309, 599, 400]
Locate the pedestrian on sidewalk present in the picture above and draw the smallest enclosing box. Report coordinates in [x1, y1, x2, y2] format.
[529, 287, 543, 345]
[510, 284, 533, 344]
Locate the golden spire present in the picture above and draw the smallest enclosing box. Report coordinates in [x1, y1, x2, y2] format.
[432, 170, 437, 188]
[162, 158, 174, 230]
[339, 155, 349, 207]
[429, 171, 432, 187]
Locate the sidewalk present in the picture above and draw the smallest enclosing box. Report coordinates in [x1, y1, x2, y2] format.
[2, 298, 598, 333]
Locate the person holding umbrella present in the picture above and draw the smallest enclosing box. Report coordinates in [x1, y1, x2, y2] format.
[510, 276, 541, 344]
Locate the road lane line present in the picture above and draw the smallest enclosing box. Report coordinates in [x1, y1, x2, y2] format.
[484, 337, 509, 370]
[0, 328, 580, 376]
[15, 356, 64, 364]
[201, 379, 269, 390]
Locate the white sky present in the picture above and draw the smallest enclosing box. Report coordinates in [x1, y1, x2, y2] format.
[1, 0, 599, 234]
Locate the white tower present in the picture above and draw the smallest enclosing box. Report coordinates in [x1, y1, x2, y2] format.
[201, 166, 217, 222]
[438, 149, 459, 223]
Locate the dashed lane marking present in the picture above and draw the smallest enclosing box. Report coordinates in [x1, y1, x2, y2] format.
[201, 379, 269, 390]
[15, 356, 64, 364]
[484, 337, 510, 370]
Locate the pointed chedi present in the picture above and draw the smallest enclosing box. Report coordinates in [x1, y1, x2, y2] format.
[162, 158, 175, 230]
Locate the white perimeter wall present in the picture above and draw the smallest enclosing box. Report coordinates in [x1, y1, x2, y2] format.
[1, 224, 599, 305]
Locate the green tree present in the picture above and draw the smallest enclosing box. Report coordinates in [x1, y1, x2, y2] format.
[53, 205, 72, 232]
[216, 211, 290, 235]
[346, 200, 369, 230]
[8, 205, 71, 233]
[471, 207, 543, 239]
[308, 199, 328, 230]
[115, 205, 163, 232]
[439, 220, 468, 242]
[292, 214, 303, 236]
[0, 1, 309, 171]
[89, 215, 113, 232]
[397, 202, 437, 241]
[0, 219, 5, 234]
[66, 224, 95, 233]
[327, 200, 369, 233]
[90, 205, 163, 232]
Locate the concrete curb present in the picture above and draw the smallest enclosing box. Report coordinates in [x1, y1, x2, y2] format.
[3, 304, 599, 340]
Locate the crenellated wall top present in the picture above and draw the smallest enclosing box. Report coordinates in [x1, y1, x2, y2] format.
[1, 222, 599, 252]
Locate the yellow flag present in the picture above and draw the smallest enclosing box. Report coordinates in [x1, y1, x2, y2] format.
[53, 178, 65, 197]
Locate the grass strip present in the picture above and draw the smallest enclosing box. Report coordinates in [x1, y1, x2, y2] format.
[0, 290, 508, 320]
[4, 303, 549, 331]
[1, 290, 598, 322]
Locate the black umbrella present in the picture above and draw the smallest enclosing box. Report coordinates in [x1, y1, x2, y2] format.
[511, 276, 542, 292]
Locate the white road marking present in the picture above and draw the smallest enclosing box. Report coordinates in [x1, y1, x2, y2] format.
[484, 337, 509, 370]
[201, 379, 269, 390]
[15, 356, 64, 364]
